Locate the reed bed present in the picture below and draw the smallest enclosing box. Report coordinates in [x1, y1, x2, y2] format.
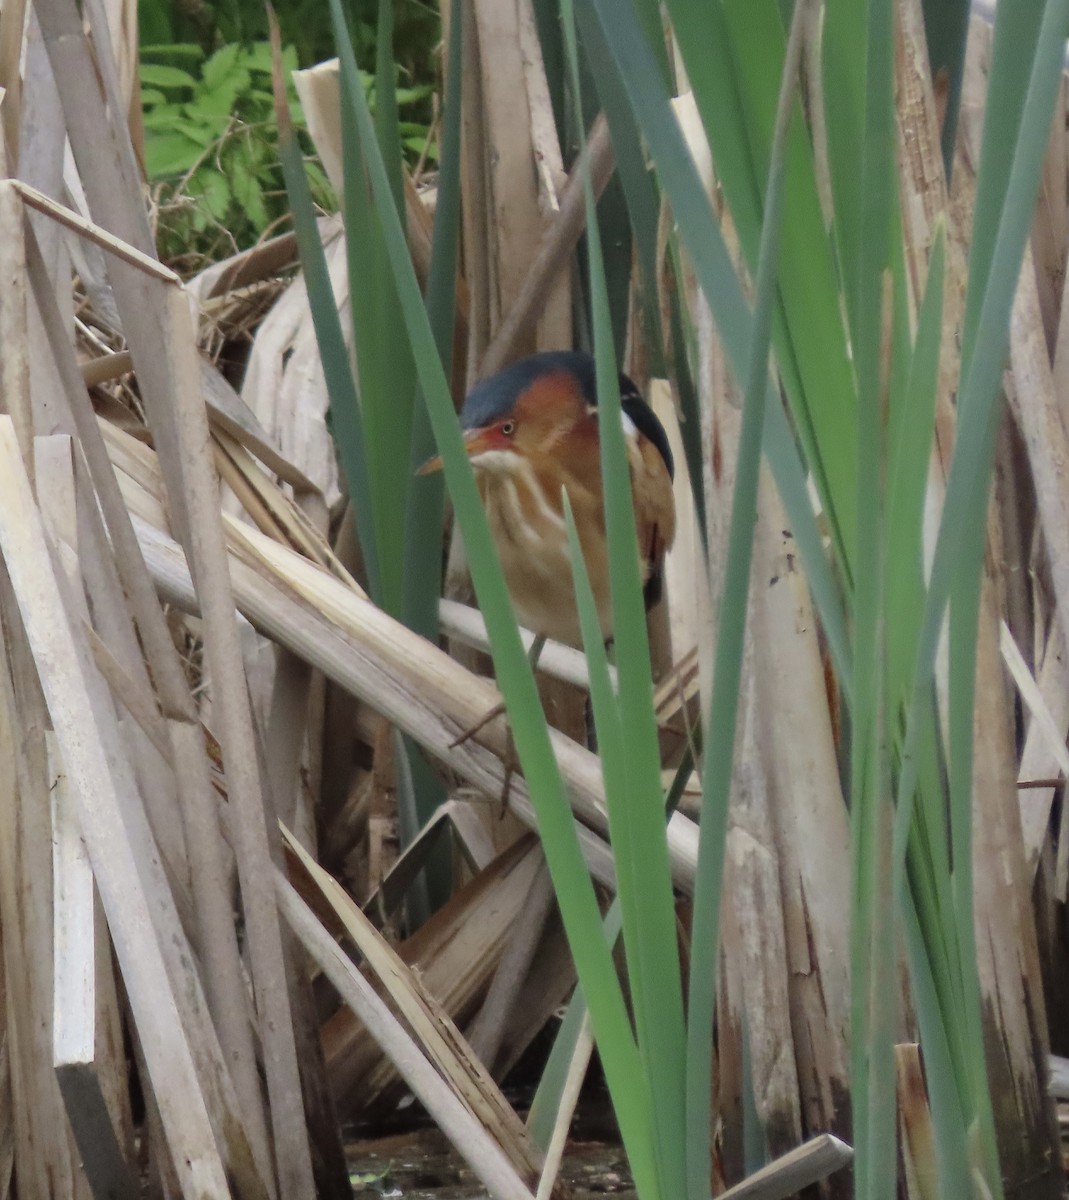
[0, 0, 1066, 1198]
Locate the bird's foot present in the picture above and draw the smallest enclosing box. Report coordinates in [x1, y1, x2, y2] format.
[497, 726, 521, 818]
[450, 703, 520, 816]
[450, 699, 507, 748]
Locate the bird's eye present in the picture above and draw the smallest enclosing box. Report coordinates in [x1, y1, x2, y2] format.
[500, 420, 516, 436]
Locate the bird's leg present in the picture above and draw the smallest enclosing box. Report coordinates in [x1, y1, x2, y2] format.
[450, 636, 547, 817]
[526, 633, 548, 670]
[496, 635, 545, 815]
[449, 635, 546, 749]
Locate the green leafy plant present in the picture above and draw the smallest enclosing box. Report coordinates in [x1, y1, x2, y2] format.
[139, 0, 438, 79]
[140, 38, 434, 269]
[141, 41, 330, 266]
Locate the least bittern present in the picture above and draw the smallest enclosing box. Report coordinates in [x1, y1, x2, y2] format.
[421, 350, 676, 649]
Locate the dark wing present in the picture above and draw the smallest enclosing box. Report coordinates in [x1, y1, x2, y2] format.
[619, 374, 674, 481]
[611, 376, 676, 610]
[632, 433, 676, 609]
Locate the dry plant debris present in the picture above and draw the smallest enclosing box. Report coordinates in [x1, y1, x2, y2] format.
[0, 1, 1065, 1199]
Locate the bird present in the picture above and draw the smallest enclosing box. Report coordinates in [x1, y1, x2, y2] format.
[420, 350, 676, 649]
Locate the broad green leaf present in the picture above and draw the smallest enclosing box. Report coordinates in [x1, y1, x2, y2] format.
[197, 69, 251, 117]
[142, 105, 186, 130]
[173, 116, 226, 146]
[144, 131, 203, 177]
[203, 42, 242, 90]
[232, 161, 268, 230]
[139, 63, 199, 90]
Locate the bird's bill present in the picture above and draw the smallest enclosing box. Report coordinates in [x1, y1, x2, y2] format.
[416, 452, 444, 476]
[416, 426, 503, 476]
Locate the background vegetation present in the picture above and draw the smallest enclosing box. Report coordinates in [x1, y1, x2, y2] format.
[137, 0, 438, 264]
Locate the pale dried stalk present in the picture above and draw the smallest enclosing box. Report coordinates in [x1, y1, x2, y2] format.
[359, 797, 498, 921]
[163, 286, 316, 1199]
[39, 445, 129, 1200]
[723, 656, 803, 1160]
[283, 829, 546, 1183]
[534, 1013, 594, 1200]
[0, 420, 254, 1200]
[14, 179, 177, 281]
[46, 452, 279, 1200]
[895, 1044, 938, 1200]
[1008, 253, 1069, 898]
[321, 834, 545, 1111]
[278, 878, 537, 1200]
[131, 509, 699, 890]
[716, 1134, 852, 1200]
[51, 724, 139, 1200]
[469, 0, 545, 355]
[479, 116, 614, 380]
[971, 577, 1062, 1186]
[0, 0, 28, 162]
[0, 557, 89, 1200]
[0, 185, 32, 473]
[1016, 626, 1069, 879]
[467, 857, 555, 1071]
[33, 1, 317, 1178]
[1009, 249, 1069, 721]
[26, 236, 277, 1182]
[651, 379, 711, 675]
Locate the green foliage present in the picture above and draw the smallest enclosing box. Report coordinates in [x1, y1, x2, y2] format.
[141, 40, 333, 267]
[139, 0, 438, 269]
[140, 37, 435, 269]
[138, 0, 438, 76]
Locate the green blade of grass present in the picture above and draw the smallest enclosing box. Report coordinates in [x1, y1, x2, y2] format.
[821, 0, 866, 337]
[576, 8, 707, 543]
[580, 0, 852, 687]
[672, 0, 860, 581]
[531, 727, 695, 1157]
[339, 0, 415, 617]
[884, 228, 944, 687]
[560, 6, 688, 1191]
[528, 900, 626, 1151]
[324, 2, 663, 1191]
[887, 6, 1069, 1193]
[961, 0, 1047, 368]
[933, 9, 1055, 1156]
[900, 883, 972, 1195]
[919, 0, 972, 174]
[848, 0, 898, 1190]
[684, 5, 808, 1194]
[270, 14, 382, 604]
[576, 8, 663, 363]
[397, 0, 463, 884]
[333, 6, 431, 881]
[891, 0, 1069, 900]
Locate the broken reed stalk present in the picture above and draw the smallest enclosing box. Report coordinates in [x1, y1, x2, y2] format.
[0, 0, 1065, 1195]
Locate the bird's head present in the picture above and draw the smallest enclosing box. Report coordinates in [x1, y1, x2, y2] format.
[418, 350, 673, 481]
